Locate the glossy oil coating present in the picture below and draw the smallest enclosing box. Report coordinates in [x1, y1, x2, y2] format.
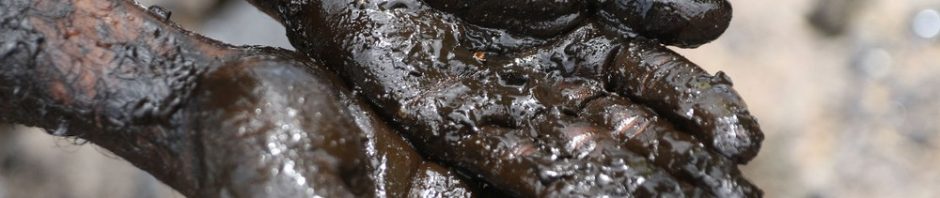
[582, 97, 761, 198]
[249, 0, 691, 196]
[596, 0, 734, 48]
[246, 0, 761, 196]
[503, 23, 763, 164]
[607, 39, 764, 163]
[188, 54, 372, 197]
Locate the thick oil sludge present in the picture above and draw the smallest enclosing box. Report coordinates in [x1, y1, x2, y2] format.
[607, 39, 764, 163]
[242, 0, 763, 197]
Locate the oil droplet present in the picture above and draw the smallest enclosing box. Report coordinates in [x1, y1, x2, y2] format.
[913, 9, 940, 39]
[147, 5, 172, 22]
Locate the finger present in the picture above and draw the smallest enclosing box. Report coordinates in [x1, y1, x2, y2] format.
[344, 99, 428, 197]
[510, 76, 702, 196]
[499, 38, 760, 195]
[526, 110, 702, 197]
[498, 25, 763, 163]
[424, 0, 589, 38]
[525, 77, 718, 196]
[395, 71, 699, 196]
[607, 39, 764, 163]
[435, 124, 698, 197]
[595, 0, 733, 48]
[582, 97, 763, 197]
[193, 58, 385, 197]
[424, 126, 543, 196]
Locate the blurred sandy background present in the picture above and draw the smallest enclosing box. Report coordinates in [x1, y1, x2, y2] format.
[2, 0, 939, 197]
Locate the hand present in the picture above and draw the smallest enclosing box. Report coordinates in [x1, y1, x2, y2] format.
[248, 0, 762, 196]
[420, 0, 757, 161]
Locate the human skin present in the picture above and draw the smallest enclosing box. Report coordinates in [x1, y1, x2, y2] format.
[248, 0, 761, 196]
[0, 0, 763, 197]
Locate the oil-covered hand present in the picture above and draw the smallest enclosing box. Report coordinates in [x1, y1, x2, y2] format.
[422, 0, 759, 161]
[0, 0, 763, 196]
[247, 0, 762, 197]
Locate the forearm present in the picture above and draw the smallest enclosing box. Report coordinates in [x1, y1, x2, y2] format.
[0, 0, 242, 194]
[0, 0, 239, 127]
[0, 1, 361, 195]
